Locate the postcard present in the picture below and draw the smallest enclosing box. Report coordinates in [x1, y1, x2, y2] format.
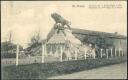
[1, 0, 127, 79]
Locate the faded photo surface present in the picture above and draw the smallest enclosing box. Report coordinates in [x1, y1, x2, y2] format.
[1, 1, 127, 79]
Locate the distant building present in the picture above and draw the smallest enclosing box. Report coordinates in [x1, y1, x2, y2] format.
[1, 41, 23, 58]
[47, 27, 127, 50]
[73, 28, 127, 50]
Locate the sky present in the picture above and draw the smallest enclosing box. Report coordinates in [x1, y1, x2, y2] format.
[1, 1, 127, 48]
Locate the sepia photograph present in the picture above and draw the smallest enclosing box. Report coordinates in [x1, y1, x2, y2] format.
[1, 0, 127, 79]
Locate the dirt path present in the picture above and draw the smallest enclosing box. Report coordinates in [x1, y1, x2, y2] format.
[49, 62, 127, 79]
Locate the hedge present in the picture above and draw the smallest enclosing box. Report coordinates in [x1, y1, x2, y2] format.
[2, 56, 127, 79]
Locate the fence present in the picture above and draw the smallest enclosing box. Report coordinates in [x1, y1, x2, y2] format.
[1, 47, 127, 66]
[1, 56, 42, 66]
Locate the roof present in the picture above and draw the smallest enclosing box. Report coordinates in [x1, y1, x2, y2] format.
[72, 28, 127, 39]
[47, 31, 67, 44]
[47, 28, 81, 45]
[64, 29, 81, 44]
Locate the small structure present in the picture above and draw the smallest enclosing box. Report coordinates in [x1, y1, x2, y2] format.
[46, 23, 82, 61]
[43, 13, 85, 61]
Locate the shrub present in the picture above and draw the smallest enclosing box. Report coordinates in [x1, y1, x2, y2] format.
[2, 56, 127, 79]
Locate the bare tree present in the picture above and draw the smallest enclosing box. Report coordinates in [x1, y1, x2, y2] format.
[29, 30, 41, 46]
[8, 31, 13, 43]
[26, 30, 42, 56]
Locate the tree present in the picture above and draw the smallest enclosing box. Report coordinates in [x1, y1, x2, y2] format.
[29, 30, 41, 46]
[1, 41, 23, 58]
[83, 34, 90, 44]
[26, 30, 42, 56]
[95, 34, 106, 48]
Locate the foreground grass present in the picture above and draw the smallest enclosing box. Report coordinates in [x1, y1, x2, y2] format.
[2, 56, 127, 79]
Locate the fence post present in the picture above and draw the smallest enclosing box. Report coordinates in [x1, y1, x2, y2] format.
[16, 44, 19, 66]
[42, 45, 45, 63]
[68, 49, 72, 60]
[111, 48, 113, 57]
[106, 49, 109, 59]
[100, 49, 103, 58]
[84, 48, 86, 60]
[75, 49, 77, 60]
[45, 44, 47, 57]
[119, 48, 121, 56]
[93, 48, 96, 59]
[60, 46, 63, 62]
[115, 48, 117, 56]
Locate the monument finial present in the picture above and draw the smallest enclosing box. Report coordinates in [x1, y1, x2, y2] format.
[51, 13, 71, 29]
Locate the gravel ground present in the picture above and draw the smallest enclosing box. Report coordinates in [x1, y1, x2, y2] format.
[49, 62, 127, 79]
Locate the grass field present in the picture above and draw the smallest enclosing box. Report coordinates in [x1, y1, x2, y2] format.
[1, 56, 127, 79]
